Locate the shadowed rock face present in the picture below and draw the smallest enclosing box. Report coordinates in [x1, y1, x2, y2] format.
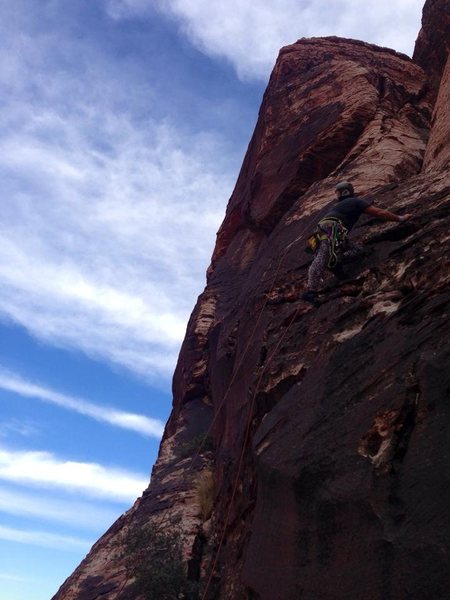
[414, 0, 450, 171]
[53, 3, 450, 600]
[413, 0, 450, 99]
[424, 54, 450, 171]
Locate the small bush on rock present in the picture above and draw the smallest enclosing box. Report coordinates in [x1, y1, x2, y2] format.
[123, 517, 197, 600]
[177, 434, 214, 458]
[196, 469, 215, 521]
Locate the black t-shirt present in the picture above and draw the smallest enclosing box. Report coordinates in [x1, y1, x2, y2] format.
[324, 195, 371, 231]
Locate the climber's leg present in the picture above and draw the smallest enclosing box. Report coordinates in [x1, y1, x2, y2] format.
[307, 238, 330, 291]
[302, 239, 330, 304]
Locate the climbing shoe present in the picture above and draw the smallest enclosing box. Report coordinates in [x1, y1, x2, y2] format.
[330, 263, 347, 280]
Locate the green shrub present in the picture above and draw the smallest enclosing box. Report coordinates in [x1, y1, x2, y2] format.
[122, 517, 198, 600]
[177, 433, 214, 458]
[196, 469, 215, 521]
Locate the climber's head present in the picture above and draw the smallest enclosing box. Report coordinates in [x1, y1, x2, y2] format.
[335, 181, 354, 200]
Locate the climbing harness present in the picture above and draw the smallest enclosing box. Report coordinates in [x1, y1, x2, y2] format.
[306, 216, 348, 269]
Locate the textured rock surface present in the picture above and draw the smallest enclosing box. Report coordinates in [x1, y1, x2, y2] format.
[52, 384, 214, 600]
[211, 37, 430, 268]
[53, 3, 450, 599]
[424, 53, 450, 171]
[413, 0, 450, 98]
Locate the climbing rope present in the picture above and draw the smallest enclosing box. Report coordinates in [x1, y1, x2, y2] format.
[115, 234, 305, 600]
[201, 305, 300, 599]
[187, 247, 290, 467]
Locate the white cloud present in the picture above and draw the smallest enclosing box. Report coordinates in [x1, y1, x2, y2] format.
[0, 486, 122, 531]
[0, 524, 90, 552]
[1, 0, 425, 384]
[0, 368, 165, 438]
[0, 447, 148, 502]
[152, 0, 424, 80]
[0, 18, 235, 380]
[0, 112, 230, 378]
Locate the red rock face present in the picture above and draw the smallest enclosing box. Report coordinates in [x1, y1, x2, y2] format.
[413, 0, 450, 99]
[212, 37, 430, 268]
[53, 6, 450, 600]
[424, 53, 450, 171]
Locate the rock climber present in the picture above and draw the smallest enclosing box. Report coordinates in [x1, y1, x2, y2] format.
[302, 181, 412, 305]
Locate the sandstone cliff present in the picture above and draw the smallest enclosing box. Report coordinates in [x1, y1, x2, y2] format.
[53, 2, 450, 599]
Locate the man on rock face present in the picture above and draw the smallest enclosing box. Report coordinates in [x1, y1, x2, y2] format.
[302, 181, 413, 305]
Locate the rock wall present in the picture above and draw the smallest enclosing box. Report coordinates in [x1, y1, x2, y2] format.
[211, 37, 429, 267]
[53, 2, 450, 599]
[413, 0, 450, 98]
[424, 53, 450, 171]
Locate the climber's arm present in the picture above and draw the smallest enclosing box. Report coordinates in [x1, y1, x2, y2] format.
[364, 205, 412, 222]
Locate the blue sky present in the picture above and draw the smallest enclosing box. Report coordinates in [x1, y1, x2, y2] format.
[0, 1, 425, 598]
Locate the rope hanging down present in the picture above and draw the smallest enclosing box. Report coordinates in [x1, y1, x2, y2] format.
[188, 248, 289, 468]
[201, 305, 299, 600]
[113, 233, 305, 600]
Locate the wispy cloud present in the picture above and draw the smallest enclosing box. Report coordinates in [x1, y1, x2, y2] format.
[0, 524, 91, 552]
[0, 447, 148, 502]
[0, 419, 39, 439]
[0, 572, 30, 583]
[0, 7, 236, 380]
[106, 0, 154, 19]
[150, 0, 424, 80]
[0, 110, 231, 378]
[0, 368, 165, 438]
[0, 0, 425, 385]
[0, 485, 122, 531]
